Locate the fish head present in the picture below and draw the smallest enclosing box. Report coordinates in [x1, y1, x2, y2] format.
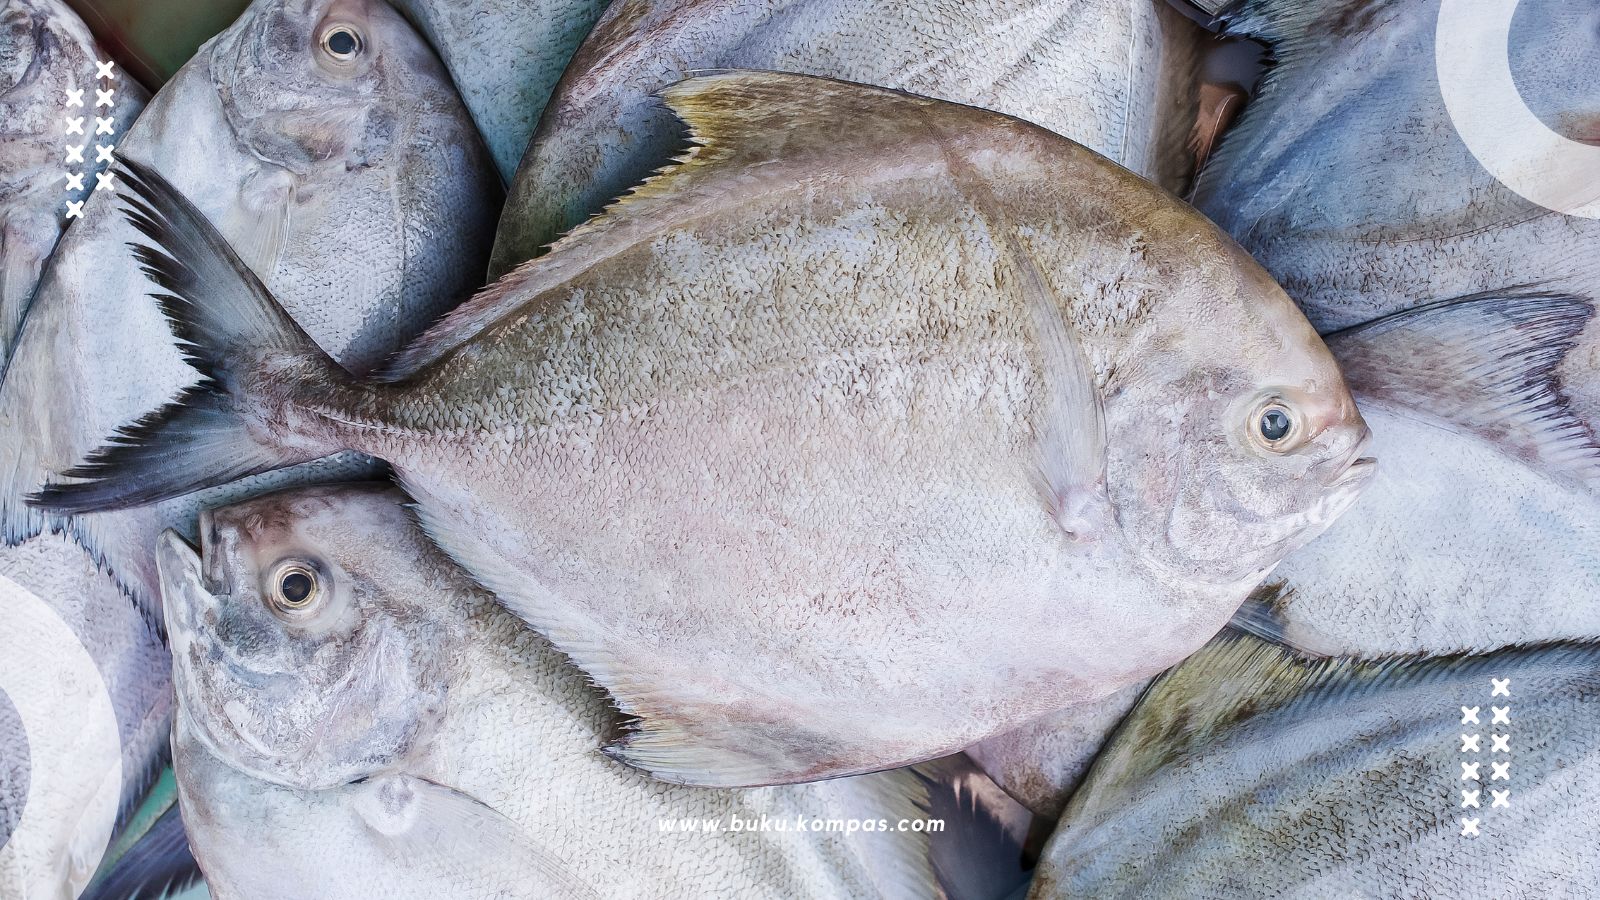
[156, 484, 452, 791]
[207, 0, 446, 173]
[1105, 250, 1374, 588]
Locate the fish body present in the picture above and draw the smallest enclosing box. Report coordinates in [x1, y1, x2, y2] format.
[158, 484, 935, 900]
[1193, 0, 1600, 334]
[490, 0, 1206, 274]
[0, 0, 146, 364]
[388, 0, 611, 182]
[1031, 631, 1600, 897]
[43, 73, 1372, 786]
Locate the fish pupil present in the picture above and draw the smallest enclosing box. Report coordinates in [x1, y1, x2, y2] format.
[1260, 408, 1292, 442]
[327, 29, 356, 56]
[281, 572, 314, 605]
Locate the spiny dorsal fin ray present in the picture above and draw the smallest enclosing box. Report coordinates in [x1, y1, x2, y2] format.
[1326, 290, 1600, 490]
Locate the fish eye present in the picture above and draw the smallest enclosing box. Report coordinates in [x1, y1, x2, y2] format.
[319, 24, 363, 61]
[266, 560, 324, 616]
[1249, 400, 1302, 453]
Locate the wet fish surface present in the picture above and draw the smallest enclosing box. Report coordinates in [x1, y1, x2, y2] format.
[389, 0, 611, 182]
[1, 1, 497, 895]
[159, 484, 936, 900]
[0, 0, 146, 364]
[490, 0, 1206, 275]
[38, 72, 1372, 787]
[1193, 0, 1600, 333]
[1031, 630, 1600, 897]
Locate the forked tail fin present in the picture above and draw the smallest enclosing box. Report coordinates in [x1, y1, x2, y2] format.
[29, 160, 353, 515]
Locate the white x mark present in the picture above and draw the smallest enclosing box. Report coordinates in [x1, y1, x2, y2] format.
[1491, 789, 1510, 808]
[65, 200, 84, 219]
[1460, 734, 1480, 752]
[1461, 706, 1479, 725]
[65, 87, 84, 107]
[1491, 761, 1510, 781]
[1491, 678, 1510, 697]
[65, 143, 84, 164]
[94, 171, 115, 193]
[1492, 706, 1510, 725]
[95, 116, 114, 135]
[1461, 789, 1480, 808]
[96, 88, 114, 107]
[63, 171, 84, 191]
[96, 60, 115, 80]
[1491, 734, 1509, 753]
[64, 116, 84, 135]
[1461, 817, 1480, 837]
[95, 143, 114, 163]
[1461, 762, 1480, 781]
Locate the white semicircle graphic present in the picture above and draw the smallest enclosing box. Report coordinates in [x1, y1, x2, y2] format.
[0, 572, 122, 899]
[1437, 0, 1600, 218]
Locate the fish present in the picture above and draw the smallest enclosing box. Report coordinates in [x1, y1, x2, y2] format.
[80, 768, 204, 900]
[1233, 290, 1600, 657]
[387, 0, 611, 182]
[38, 71, 1373, 787]
[0, 0, 146, 364]
[488, 0, 1208, 276]
[0, 0, 501, 612]
[1, 0, 496, 894]
[156, 483, 937, 899]
[1192, 0, 1600, 334]
[1030, 629, 1600, 896]
[967, 683, 1145, 820]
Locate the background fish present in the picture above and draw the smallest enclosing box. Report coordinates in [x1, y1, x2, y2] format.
[1, 0, 496, 895]
[1192, 0, 1600, 333]
[40, 73, 1371, 787]
[158, 484, 937, 900]
[0, 0, 146, 364]
[388, 0, 611, 182]
[489, 0, 1207, 275]
[1031, 631, 1600, 896]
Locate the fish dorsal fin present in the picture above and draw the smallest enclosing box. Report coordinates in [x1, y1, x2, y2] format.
[1327, 290, 1600, 489]
[1209, 1, 1386, 46]
[383, 70, 1048, 378]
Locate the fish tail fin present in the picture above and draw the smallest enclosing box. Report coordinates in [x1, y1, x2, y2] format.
[29, 160, 358, 515]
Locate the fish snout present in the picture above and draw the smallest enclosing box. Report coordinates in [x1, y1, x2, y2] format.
[156, 529, 212, 646]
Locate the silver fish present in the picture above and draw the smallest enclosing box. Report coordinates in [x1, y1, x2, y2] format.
[388, 0, 611, 182]
[1031, 630, 1600, 896]
[39, 72, 1372, 787]
[1241, 291, 1600, 657]
[1192, 0, 1600, 334]
[0, 0, 146, 364]
[1, 0, 496, 894]
[158, 484, 937, 900]
[0, 0, 500, 609]
[489, 0, 1207, 275]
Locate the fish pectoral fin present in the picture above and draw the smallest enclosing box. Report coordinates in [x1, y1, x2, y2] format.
[351, 775, 598, 899]
[80, 788, 202, 900]
[1327, 289, 1600, 490]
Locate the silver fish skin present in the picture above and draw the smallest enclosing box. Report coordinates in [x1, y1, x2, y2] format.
[0, 535, 169, 899]
[0, 0, 146, 365]
[388, 0, 610, 182]
[42, 72, 1372, 787]
[0, 0, 500, 609]
[1031, 630, 1600, 898]
[2, 2, 494, 895]
[1192, 0, 1600, 334]
[158, 484, 937, 900]
[1242, 291, 1600, 658]
[489, 0, 1206, 275]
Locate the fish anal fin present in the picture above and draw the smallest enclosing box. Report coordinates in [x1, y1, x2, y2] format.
[1327, 290, 1600, 490]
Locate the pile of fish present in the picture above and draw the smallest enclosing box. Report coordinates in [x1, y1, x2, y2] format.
[0, 0, 1593, 896]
